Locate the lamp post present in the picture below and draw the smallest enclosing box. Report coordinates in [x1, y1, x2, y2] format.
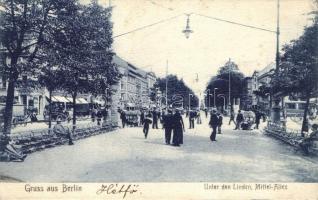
[209, 94, 213, 110]
[189, 93, 193, 110]
[165, 60, 168, 110]
[229, 61, 231, 112]
[214, 88, 218, 108]
[218, 94, 226, 112]
[206, 89, 210, 109]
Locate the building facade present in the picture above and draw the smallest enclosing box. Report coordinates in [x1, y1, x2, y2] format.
[240, 77, 253, 110]
[113, 55, 156, 110]
[250, 62, 275, 112]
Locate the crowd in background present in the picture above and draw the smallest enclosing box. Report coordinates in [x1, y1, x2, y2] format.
[117, 106, 267, 145]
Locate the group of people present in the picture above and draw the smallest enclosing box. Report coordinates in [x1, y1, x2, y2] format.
[229, 109, 265, 130]
[118, 106, 267, 146]
[91, 108, 108, 126]
[187, 110, 202, 129]
[120, 108, 185, 146]
[161, 109, 184, 146]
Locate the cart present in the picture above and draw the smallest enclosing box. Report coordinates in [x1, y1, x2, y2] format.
[241, 111, 256, 130]
[125, 110, 139, 127]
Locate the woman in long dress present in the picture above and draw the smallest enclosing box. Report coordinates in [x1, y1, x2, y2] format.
[172, 110, 185, 146]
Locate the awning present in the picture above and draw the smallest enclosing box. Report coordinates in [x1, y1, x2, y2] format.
[47, 96, 71, 103]
[65, 97, 88, 104]
[46, 96, 89, 104]
[78, 98, 88, 104]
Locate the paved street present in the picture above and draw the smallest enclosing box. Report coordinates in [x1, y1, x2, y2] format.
[0, 114, 317, 182]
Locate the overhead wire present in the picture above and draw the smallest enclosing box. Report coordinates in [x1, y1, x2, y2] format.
[114, 0, 276, 39]
[113, 14, 185, 38]
[194, 13, 276, 34]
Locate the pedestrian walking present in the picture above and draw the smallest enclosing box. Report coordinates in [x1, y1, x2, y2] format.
[196, 110, 202, 124]
[96, 110, 103, 126]
[228, 110, 235, 125]
[217, 112, 223, 134]
[172, 110, 185, 146]
[209, 109, 219, 141]
[189, 110, 195, 129]
[204, 108, 208, 118]
[140, 110, 145, 126]
[254, 110, 262, 129]
[143, 113, 152, 139]
[120, 110, 127, 128]
[152, 109, 159, 129]
[91, 107, 97, 122]
[163, 109, 174, 144]
[160, 110, 166, 128]
[234, 110, 244, 130]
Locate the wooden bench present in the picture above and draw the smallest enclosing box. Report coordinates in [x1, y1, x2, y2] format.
[297, 131, 318, 155]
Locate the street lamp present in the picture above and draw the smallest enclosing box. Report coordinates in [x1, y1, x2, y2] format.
[205, 89, 210, 109]
[203, 93, 208, 109]
[214, 88, 218, 108]
[182, 14, 193, 39]
[218, 94, 226, 112]
[189, 93, 193, 110]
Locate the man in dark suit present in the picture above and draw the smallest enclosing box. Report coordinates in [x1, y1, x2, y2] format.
[120, 110, 127, 128]
[189, 110, 196, 129]
[209, 109, 219, 142]
[163, 109, 174, 144]
[140, 110, 145, 126]
[152, 108, 158, 129]
[234, 110, 244, 130]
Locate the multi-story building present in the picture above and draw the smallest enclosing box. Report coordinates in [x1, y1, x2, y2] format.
[112, 55, 156, 110]
[0, 73, 47, 117]
[240, 77, 253, 110]
[0, 54, 156, 126]
[251, 62, 275, 112]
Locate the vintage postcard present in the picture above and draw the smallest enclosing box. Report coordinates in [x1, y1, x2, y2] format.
[0, 0, 317, 199]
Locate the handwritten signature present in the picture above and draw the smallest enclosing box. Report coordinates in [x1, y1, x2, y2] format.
[96, 184, 139, 199]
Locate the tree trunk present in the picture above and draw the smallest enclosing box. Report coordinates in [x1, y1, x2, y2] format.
[301, 92, 310, 137]
[72, 92, 77, 133]
[3, 79, 16, 137]
[48, 90, 52, 131]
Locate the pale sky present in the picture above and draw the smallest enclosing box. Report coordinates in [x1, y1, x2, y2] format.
[82, 0, 316, 94]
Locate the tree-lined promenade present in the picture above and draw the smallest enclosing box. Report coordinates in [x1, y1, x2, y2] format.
[0, 0, 317, 165]
[0, 0, 119, 138]
[0, 115, 317, 182]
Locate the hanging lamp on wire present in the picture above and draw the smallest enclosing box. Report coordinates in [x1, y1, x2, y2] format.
[182, 14, 193, 39]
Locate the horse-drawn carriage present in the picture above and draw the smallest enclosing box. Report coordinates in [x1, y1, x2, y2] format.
[0, 103, 36, 127]
[125, 110, 140, 127]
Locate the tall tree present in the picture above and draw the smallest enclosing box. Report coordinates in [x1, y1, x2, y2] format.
[206, 60, 245, 109]
[272, 12, 318, 135]
[0, 0, 71, 136]
[153, 75, 198, 109]
[42, 0, 117, 132]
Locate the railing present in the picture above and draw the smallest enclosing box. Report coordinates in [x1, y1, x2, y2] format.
[266, 122, 302, 138]
[265, 122, 318, 155]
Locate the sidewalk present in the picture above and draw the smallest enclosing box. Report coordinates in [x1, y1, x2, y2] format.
[0, 113, 317, 182]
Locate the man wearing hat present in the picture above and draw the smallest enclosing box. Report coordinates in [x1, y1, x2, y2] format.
[163, 109, 174, 144]
[53, 119, 73, 145]
[209, 109, 219, 142]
